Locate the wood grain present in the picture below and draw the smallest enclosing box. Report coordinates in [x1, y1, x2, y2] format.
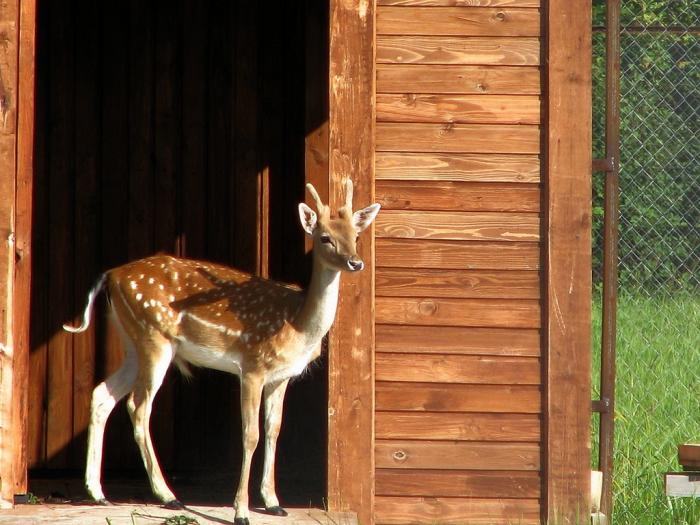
[376, 210, 540, 242]
[376, 440, 540, 469]
[376, 180, 540, 212]
[545, 0, 592, 520]
[376, 353, 541, 383]
[376, 152, 540, 182]
[376, 122, 540, 153]
[376, 297, 541, 328]
[377, 35, 540, 65]
[376, 413, 541, 441]
[376, 325, 541, 356]
[376, 267, 540, 298]
[376, 382, 542, 412]
[378, 0, 540, 5]
[377, 238, 540, 270]
[377, 64, 540, 95]
[376, 471, 540, 498]
[377, 93, 540, 124]
[375, 495, 540, 525]
[327, 0, 375, 521]
[377, 7, 540, 37]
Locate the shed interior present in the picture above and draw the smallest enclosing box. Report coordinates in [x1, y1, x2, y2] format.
[28, 0, 329, 507]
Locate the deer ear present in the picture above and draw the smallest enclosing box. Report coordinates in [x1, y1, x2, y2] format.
[353, 203, 381, 232]
[298, 203, 318, 236]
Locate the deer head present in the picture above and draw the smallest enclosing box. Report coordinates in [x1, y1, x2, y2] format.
[298, 179, 380, 272]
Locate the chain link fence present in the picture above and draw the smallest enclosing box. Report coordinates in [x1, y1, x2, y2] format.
[592, 1, 700, 523]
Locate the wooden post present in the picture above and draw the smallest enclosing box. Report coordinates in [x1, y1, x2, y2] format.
[0, 0, 35, 505]
[327, 1, 375, 524]
[545, 0, 592, 522]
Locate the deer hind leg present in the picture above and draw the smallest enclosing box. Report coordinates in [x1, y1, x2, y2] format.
[233, 374, 264, 525]
[127, 336, 180, 507]
[85, 346, 138, 503]
[260, 379, 290, 516]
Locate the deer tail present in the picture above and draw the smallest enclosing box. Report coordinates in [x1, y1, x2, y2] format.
[63, 273, 108, 333]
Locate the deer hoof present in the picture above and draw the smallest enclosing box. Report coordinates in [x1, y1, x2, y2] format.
[95, 498, 112, 506]
[265, 506, 288, 517]
[234, 518, 250, 525]
[164, 499, 184, 510]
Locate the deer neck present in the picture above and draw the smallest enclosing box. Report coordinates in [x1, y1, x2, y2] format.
[295, 254, 341, 343]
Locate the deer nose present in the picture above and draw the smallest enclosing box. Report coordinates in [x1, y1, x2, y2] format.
[347, 258, 364, 272]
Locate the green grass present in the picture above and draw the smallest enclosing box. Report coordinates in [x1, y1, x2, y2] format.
[592, 293, 700, 524]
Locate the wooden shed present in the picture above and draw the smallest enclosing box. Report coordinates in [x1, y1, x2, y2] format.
[0, 1, 591, 524]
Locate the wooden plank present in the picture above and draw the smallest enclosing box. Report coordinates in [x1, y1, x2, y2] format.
[377, 238, 540, 270]
[376, 472, 540, 499]
[376, 382, 541, 412]
[327, 1, 375, 522]
[10, 0, 36, 493]
[665, 473, 700, 497]
[376, 413, 540, 441]
[545, 1, 592, 521]
[377, 35, 540, 65]
[376, 440, 540, 469]
[72, 0, 101, 468]
[375, 495, 540, 525]
[376, 268, 539, 299]
[679, 444, 700, 470]
[28, 0, 49, 469]
[376, 152, 540, 183]
[376, 353, 540, 383]
[376, 325, 540, 356]
[377, 93, 540, 124]
[377, 7, 540, 37]
[375, 210, 539, 242]
[376, 64, 540, 94]
[377, 180, 540, 212]
[46, 0, 75, 469]
[376, 297, 540, 328]
[378, 0, 540, 6]
[376, 122, 540, 154]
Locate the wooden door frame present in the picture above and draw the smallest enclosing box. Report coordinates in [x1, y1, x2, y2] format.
[545, 0, 592, 522]
[326, 1, 375, 524]
[0, 0, 36, 505]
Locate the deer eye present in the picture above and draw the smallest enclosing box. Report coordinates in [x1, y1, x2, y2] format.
[320, 234, 333, 244]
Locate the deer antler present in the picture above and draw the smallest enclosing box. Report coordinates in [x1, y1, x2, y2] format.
[305, 183, 326, 213]
[343, 178, 354, 212]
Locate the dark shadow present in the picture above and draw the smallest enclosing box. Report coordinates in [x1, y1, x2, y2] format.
[28, 0, 329, 510]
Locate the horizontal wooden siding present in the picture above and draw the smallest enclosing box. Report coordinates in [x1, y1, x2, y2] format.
[374, 1, 542, 523]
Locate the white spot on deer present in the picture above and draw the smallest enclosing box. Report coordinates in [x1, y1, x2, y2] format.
[130, 281, 137, 290]
[148, 278, 155, 285]
[136, 293, 143, 301]
[149, 299, 157, 307]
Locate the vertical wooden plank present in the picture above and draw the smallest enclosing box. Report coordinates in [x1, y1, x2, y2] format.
[9, 0, 36, 496]
[304, 0, 329, 259]
[545, 0, 592, 522]
[27, 0, 49, 470]
[72, 0, 101, 469]
[233, 0, 259, 275]
[0, 0, 19, 504]
[46, 0, 75, 470]
[327, 1, 375, 523]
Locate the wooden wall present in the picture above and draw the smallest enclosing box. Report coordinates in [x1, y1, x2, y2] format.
[29, 0, 328, 503]
[373, 1, 543, 523]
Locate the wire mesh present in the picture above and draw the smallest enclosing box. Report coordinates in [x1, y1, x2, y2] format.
[592, 1, 700, 523]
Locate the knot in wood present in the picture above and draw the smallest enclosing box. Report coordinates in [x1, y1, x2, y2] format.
[418, 300, 437, 316]
[392, 450, 407, 462]
[495, 11, 507, 21]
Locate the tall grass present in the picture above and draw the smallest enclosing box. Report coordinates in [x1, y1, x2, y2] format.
[592, 294, 700, 524]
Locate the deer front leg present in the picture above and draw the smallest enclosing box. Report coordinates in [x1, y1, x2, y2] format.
[234, 374, 264, 525]
[260, 379, 290, 516]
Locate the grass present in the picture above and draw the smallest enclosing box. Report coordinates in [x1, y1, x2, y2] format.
[592, 293, 700, 524]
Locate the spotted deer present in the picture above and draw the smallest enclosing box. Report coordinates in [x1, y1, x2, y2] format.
[63, 180, 380, 524]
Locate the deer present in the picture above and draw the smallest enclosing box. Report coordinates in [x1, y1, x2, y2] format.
[63, 180, 380, 524]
